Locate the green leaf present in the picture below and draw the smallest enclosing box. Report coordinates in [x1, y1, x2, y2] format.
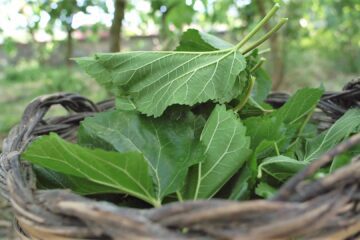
[237, 88, 322, 196]
[329, 153, 351, 173]
[183, 105, 252, 199]
[255, 140, 280, 160]
[246, 50, 272, 103]
[34, 166, 119, 195]
[176, 28, 233, 51]
[245, 115, 286, 149]
[115, 96, 136, 111]
[303, 109, 360, 162]
[244, 88, 323, 149]
[175, 26, 269, 113]
[75, 57, 115, 90]
[79, 109, 204, 199]
[22, 133, 159, 206]
[239, 98, 273, 117]
[228, 165, 252, 200]
[166, 4, 195, 28]
[76, 48, 246, 117]
[273, 87, 323, 125]
[258, 155, 308, 182]
[255, 182, 276, 199]
[329, 145, 359, 173]
[252, 68, 272, 103]
[229, 140, 276, 201]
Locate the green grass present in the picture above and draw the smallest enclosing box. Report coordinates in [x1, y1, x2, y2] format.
[0, 62, 107, 149]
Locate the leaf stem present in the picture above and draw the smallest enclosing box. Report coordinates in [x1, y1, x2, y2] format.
[234, 76, 256, 112]
[176, 191, 184, 202]
[193, 163, 202, 200]
[244, 48, 271, 57]
[153, 200, 162, 208]
[274, 142, 280, 156]
[242, 18, 288, 55]
[250, 57, 266, 73]
[248, 97, 273, 114]
[235, 4, 280, 51]
[258, 48, 271, 55]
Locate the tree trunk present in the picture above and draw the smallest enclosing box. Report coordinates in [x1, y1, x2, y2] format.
[255, 0, 285, 90]
[109, 0, 126, 52]
[66, 27, 73, 66]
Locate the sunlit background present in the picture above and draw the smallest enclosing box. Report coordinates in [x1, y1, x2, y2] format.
[0, 0, 359, 148]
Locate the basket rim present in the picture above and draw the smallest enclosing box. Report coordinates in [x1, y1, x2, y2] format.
[0, 81, 359, 240]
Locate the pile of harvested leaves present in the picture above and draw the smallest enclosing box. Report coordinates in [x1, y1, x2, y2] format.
[22, 4, 360, 208]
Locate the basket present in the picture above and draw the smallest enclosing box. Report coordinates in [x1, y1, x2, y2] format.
[0, 80, 359, 240]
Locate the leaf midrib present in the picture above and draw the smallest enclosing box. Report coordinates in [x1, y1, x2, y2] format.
[102, 48, 235, 56]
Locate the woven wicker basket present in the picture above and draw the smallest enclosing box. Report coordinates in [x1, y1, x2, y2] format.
[0, 80, 359, 240]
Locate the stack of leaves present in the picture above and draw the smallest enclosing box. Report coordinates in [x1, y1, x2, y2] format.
[22, 4, 360, 207]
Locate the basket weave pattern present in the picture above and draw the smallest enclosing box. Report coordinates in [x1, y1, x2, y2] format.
[0, 81, 359, 239]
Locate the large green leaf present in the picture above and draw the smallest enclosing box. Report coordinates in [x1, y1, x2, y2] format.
[79, 109, 204, 199]
[76, 48, 246, 117]
[176, 29, 270, 107]
[183, 105, 251, 199]
[303, 109, 360, 162]
[22, 133, 159, 206]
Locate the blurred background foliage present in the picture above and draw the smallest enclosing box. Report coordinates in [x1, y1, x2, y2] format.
[0, 0, 359, 147]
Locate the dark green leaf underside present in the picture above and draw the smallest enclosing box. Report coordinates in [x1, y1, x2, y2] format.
[23, 133, 158, 205]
